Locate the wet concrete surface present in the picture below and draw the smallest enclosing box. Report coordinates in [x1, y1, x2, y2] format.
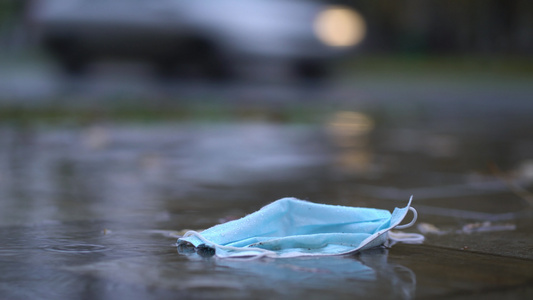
[1, 58, 533, 299]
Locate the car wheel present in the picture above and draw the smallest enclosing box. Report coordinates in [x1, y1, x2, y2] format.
[293, 60, 329, 82]
[154, 56, 179, 79]
[44, 36, 89, 76]
[180, 38, 233, 81]
[155, 38, 233, 81]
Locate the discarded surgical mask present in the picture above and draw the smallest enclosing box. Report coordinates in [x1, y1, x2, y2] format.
[177, 196, 424, 258]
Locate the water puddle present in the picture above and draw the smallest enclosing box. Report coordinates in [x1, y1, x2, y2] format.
[42, 244, 111, 254]
[2, 112, 533, 298]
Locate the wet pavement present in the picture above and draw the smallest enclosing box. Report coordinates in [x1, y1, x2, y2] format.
[1, 57, 533, 299]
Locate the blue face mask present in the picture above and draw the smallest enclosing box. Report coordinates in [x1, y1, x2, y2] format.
[178, 196, 423, 258]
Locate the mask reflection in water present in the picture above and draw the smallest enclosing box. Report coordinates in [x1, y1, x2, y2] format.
[181, 248, 416, 299]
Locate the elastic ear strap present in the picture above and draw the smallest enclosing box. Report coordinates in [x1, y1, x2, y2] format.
[395, 207, 418, 229]
[388, 231, 425, 244]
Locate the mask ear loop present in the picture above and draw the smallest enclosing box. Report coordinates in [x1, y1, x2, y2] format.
[389, 207, 425, 245]
[182, 230, 277, 260]
[388, 231, 424, 244]
[395, 207, 418, 229]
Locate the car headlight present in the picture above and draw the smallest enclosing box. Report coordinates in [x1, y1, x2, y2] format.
[314, 6, 366, 48]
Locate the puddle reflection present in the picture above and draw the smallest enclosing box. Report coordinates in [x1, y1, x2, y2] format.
[182, 249, 416, 299]
[2, 225, 414, 300]
[327, 110, 374, 175]
[0, 124, 329, 226]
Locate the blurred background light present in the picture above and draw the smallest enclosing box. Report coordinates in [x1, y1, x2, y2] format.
[314, 6, 366, 47]
[327, 111, 374, 139]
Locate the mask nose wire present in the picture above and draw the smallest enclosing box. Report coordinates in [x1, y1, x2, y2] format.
[394, 207, 418, 229]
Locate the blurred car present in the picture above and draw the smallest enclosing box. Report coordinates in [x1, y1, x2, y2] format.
[27, 0, 365, 80]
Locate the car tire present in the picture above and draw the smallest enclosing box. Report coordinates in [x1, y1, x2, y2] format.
[154, 38, 234, 81]
[293, 60, 329, 82]
[44, 36, 89, 76]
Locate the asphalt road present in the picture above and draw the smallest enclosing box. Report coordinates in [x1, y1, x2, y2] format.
[1, 56, 533, 299]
